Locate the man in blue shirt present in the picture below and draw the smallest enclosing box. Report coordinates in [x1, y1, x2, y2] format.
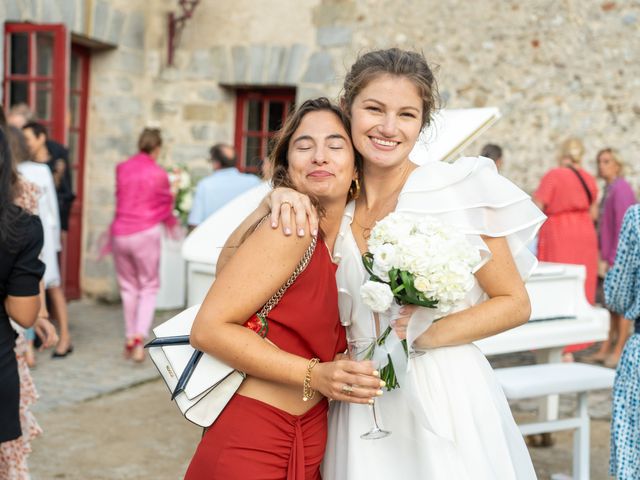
[188, 144, 262, 228]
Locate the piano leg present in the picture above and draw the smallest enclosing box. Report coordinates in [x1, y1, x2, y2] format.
[535, 348, 563, 422]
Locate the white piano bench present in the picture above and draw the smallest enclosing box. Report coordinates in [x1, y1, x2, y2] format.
[495, 363, 615, 480]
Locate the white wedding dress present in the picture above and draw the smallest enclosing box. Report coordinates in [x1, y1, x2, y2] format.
[322, 157, 546, 480]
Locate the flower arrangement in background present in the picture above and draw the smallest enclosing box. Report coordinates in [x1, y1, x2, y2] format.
[166, 164, 194, 225]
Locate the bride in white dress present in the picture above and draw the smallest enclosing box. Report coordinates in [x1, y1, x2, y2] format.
[324, 156, 544, 479]
[264, 48, 545, 480]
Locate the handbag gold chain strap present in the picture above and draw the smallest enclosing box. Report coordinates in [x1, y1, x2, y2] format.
[258, 235, 318, 318]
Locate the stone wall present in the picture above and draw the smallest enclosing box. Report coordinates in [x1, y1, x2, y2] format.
[3, 0, 639, 298]
[147, 0, 640, 194]
[340, 0, 640, 193]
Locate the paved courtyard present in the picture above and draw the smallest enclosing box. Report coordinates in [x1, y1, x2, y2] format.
[25, 300, 613, 479]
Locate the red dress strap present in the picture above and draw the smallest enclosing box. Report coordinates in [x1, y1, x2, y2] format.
[244, 236, 317, 337]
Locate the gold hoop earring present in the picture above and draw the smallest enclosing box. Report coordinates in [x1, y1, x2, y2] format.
[350, 177, 361, 200]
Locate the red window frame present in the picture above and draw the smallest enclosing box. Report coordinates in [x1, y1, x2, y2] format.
[3, 23, 68, 144]
[234, 88, 295, 173]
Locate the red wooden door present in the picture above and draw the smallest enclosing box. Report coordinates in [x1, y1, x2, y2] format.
[4, 24, 90, 299]
[63, 45, 90, 299]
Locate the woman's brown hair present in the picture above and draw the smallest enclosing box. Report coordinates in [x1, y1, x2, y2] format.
[138, 128, 162, 154]
[341, 48, 440, 129]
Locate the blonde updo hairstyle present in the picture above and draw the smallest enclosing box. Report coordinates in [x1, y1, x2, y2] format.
[559, 138, 585, 166]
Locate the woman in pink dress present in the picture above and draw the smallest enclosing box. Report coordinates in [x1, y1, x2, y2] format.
[534, 138, 598, 360]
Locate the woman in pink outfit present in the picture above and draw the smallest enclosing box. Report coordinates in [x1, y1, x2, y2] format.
[109, 128, 177, 362]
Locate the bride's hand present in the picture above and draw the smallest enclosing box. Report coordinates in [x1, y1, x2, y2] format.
[266, 188, 319, 237]
[311, 359, 383, 405]
[390, 305, 419, 340]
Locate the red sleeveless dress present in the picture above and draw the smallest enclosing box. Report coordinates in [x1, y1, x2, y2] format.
[185, 239, 347, 480]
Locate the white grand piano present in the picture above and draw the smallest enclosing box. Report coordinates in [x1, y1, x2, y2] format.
[182, 107, 609, 367]
[477, 262, 609, 361]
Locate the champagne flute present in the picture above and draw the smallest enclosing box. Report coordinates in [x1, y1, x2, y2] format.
[347, 337, 391, 440]
[382, 303, 425, 358]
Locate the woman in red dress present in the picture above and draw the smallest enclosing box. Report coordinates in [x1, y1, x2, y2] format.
[185, 98, 383, 480]
[534, 138, 599, 359]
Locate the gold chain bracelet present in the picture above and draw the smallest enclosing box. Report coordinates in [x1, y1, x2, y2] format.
[302, 358, 320, 402]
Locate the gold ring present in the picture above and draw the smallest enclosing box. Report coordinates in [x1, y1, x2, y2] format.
[341, 384, 354, 395]
[281, 201, 293, 208]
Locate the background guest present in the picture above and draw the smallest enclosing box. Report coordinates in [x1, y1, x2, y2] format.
[8, 107, 75, 232]
[480, 143, 504, 171]
[0, 127, 45, 477]
[590, 148, 637, 367]
[108, 128, 178, 362]
[187, 143, 261, 229]
[6, 103, 31, 129]
[21, 121, 75, 233]
[6, 126, 57, 366]
[17, 126, 73, 358]
[534, 138, 599, 361]
[604, 205, 640, 479]
[5, 126, 59, 478]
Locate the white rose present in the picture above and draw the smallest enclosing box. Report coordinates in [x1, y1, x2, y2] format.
[415, 216, 443, 235]
[179, 192, 193, 212]
[395, 236, 432, 272]
[179, 170, 191, 189]
[413, 275, 430, 293]
[368, 212, 415, 247]
[360, 281, 394, 312]
[370, 243, 399, 281]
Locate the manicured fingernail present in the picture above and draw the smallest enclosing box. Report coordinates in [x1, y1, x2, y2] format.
[376, 390, 384, 396]
[271, 222, 277, 228]
[284, 228, 291, 235]
[368, 399, 375, 405]
[298, 228, 305, 236]
[372, 370, 380, 377]
[379, 380, 386, 387]
[312, 228, 318, 236]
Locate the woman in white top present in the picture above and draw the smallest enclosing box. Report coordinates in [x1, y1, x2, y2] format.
[13, 126, 72, 358]
[224, 48, 544, 479]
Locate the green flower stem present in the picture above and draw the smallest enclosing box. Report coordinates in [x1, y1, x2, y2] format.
[376, 326, 408, 391]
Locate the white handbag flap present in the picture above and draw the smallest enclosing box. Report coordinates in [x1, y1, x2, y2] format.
[152, 304, 236, 400]
[180, 370, 245, 427]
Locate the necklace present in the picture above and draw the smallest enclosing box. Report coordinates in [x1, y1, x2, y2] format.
[354, 165, 411, 240]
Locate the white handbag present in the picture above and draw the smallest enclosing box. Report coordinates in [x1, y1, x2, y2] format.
[146, 304, 245, 427]
[146, 235, 317, 428]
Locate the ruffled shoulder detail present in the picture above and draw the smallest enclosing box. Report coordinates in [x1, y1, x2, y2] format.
[397, 156, 546, 280]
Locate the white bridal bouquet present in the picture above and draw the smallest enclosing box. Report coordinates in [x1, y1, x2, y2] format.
[360, 212, 482, 389]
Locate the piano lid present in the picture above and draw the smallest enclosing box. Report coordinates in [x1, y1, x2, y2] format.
[182, 107, 501, 265]
[409, 107, 501, 165]
[182, 182, 271, 265]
